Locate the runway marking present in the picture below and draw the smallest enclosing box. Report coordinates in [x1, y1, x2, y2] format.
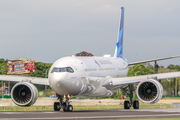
[0, 112, 22, 114]
[116, 108, 180, 113]
[0, 113, 180, 120]
[0, 111, 56, 114]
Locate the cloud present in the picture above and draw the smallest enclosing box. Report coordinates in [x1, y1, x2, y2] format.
[166, 8, 171, 12]
[95, 5, 119, 14]
[0, 0, 180, 66]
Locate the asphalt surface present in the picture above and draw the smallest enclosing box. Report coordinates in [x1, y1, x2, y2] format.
[0, 108, 180, 120]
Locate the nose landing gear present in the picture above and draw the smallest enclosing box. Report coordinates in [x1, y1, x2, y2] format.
[54, 94, 73, 112]
[62, 99, 73, 112]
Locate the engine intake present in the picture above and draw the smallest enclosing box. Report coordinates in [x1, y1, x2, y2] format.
[11, 82, 38, 107]
[136, 79, 163, 104]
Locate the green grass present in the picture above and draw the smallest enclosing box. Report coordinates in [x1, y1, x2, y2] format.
[161, 97, 180, 100]
[0, 103, 172, 111]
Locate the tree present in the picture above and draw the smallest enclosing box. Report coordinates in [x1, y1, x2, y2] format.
[128, 63, 154, 77]
[0, 59, 7, 75]
[167, 64, 180, 71]
[28, 62, 52, 92]
[29, 62, 52, 78]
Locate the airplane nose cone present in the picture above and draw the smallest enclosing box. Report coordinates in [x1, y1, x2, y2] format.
[49, 73, 64, 86]
[49, 73, 82, 95]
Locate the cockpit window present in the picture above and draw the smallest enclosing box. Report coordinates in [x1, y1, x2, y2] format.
[66, 67, 74, 73]
[51, 67, 74, 73]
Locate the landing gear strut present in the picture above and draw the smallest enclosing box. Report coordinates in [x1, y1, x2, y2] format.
[154, 61, 161, 83]
[54, 94, 73, 112]
[121, 85, 139, 109]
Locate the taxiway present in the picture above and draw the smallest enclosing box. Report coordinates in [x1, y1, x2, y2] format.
[0, 108, 180, 120]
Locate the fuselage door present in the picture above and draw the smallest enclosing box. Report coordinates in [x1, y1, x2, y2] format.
[75, 61, 86, 78]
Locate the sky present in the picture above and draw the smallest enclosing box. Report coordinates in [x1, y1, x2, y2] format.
[0, 0, 180, 67]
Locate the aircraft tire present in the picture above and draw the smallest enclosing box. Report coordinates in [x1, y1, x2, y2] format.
[67, 105, 73, 112]
[63, 107, 67, 112]
[63, 102, 67, 112]
[54, 102, 60, 111]
[124, 101, 130, 109]
[133, 100, 139, 109]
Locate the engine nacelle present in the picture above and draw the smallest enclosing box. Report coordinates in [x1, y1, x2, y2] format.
[136, 79, 163, 104]
[11, 82, 38, 107]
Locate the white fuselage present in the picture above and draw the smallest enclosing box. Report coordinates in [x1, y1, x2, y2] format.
[48, 56, 129, 97]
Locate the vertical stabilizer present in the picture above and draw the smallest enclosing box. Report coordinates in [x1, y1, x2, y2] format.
[114, 7, 124, 58]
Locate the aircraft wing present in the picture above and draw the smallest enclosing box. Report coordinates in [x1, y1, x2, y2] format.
[111, 72, 180, 86]
[128, 55, 180, 66]
[0, 75, 49, 86]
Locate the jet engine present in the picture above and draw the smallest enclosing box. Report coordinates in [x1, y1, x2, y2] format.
[136, 79, 163, 104]
[11, 82, 38, 107]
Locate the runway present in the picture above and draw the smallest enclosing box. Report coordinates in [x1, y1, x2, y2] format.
[0, 108, 180, 120]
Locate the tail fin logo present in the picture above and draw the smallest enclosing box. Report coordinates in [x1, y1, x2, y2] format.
[115, 7, 124, 58]
[117, 28, 124, 58]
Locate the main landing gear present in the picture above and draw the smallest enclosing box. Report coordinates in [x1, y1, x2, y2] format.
[121, 85, 139, 109]
[54, 94, 73, 112]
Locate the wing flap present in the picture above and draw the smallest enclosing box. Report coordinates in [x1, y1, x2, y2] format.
[0, 75, 49, 86]
[156, 72, 180, 79]
[112, 72, 180, 86]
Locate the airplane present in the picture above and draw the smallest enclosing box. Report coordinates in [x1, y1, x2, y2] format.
[0, 7, 180, 112]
